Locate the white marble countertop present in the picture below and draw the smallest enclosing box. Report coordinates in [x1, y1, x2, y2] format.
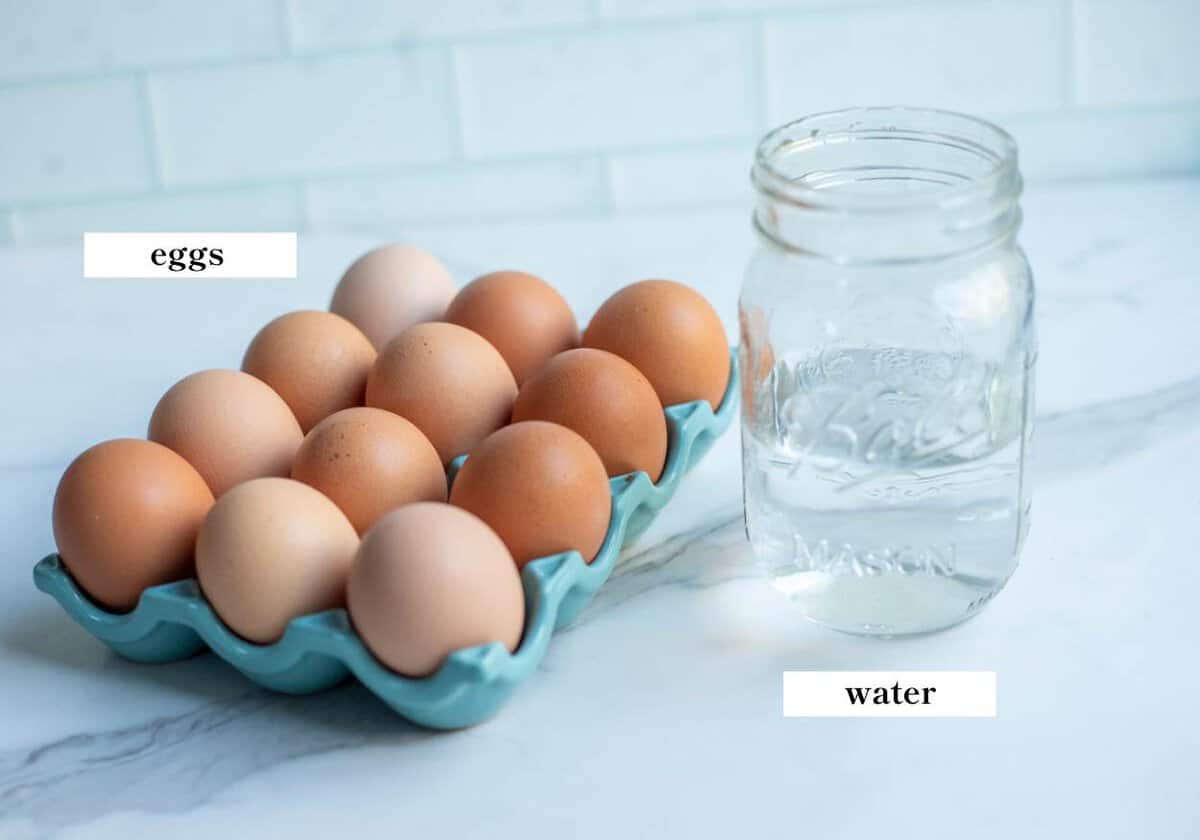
[2, 176, 1199, 839]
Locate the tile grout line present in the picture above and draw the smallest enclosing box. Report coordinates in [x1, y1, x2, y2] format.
[596, 152, 618, 214]
[10, 175, 1200, 247]
[278, 0, 299, 55]
[442, 45, 469, 163]
[0, 211, 16, 245]
[136, 72, 166, 190]
[1062, 0, 1077, 110]
[295, 182, 314, 234]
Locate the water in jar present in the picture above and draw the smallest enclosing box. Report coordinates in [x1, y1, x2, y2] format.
[742, 341, 1034, 636]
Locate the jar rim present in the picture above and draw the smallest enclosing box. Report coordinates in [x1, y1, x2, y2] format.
[753, 106, 1019, 215]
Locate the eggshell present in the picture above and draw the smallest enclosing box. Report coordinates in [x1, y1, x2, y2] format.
[196, 477, 359, 644]
[330, 244, 456, 351]
[242, 310, 376, 433]
[149, 369, 303, 498]
[450, 421, 611, 567]
[291, 407, 447, 534]
[365, 322, 517, 464]
[52, 439, 214, 612]
[512, 348, 667, 482]
[348, 503, 524, 678]
[583, 279, 730, 410]
[444, 270, 579, 385]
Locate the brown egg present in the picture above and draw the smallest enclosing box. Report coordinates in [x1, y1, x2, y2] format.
[148, 369, 304, 499]
[148, 369, 303, 498]
[449, 421, 611, 567]
[242, 310, 376, 433]
[348, 503, 524, 677]
[444, 270, 579, 385]
[583, 279, 730, 410]
[512, 348, 667, 482]
[196, 477, 359, 644]
[330, 244, 457, 351]
[291, 407, 447, 534]
[365, 322, 517, 464]
[52, 439, 214, 611]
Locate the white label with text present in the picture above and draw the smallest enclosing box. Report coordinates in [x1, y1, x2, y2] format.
[783, 671, 996, 718]
[83, 232, 297, 278]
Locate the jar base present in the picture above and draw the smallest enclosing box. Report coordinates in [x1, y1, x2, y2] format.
[772, 571, 1009, 638]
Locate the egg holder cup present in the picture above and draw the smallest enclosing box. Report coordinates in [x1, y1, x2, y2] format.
[34, 350, 738, 729]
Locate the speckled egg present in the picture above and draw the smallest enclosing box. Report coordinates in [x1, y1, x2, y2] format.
[365, 322, 517, 464]
[291, 407, 447, 534]
[242, 310, 376, 433]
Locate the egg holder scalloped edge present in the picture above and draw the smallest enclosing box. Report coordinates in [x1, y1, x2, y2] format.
[33, 350, 739, 730]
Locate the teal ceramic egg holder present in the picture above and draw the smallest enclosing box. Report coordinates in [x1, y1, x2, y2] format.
[34, 352, 738, 729]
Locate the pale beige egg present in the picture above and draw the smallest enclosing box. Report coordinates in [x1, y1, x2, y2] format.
[330, 244, 456, 351]
[148, 369, 303, 498]
[348, 503, 525, 677]
[196, 477, 359, 644]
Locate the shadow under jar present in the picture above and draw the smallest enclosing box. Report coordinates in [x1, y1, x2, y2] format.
[740, 107, 1036, 637]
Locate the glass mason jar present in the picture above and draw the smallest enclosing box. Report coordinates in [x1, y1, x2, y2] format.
[740, 107, 1036, 636]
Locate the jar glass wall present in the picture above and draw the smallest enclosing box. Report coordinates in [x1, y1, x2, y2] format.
[740, 107, 1036, 636]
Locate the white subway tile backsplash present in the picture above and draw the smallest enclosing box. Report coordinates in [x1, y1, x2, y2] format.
[0, 78, 151, 204]
[151, 52, 455, 186]
[11, 185, 304, 244]
[1074, 0, 1200, 108]
[289, 0, 592, 48]
[765, 1, 1067, 123]
[0, 1, 1197, 234]
[1006, 107, 1200, 182]
[307, 157, 606, 229]
[0, 1, 284, 81]
[454, 22, 758, 158]
[608, 143, 753, 209]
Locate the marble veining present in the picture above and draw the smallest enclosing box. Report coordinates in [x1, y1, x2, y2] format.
[2, 177, 1198, 838]
[4, 365, 1195, 836]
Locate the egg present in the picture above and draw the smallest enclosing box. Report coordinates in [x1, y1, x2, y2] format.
[242, 310, 376, 433]
[52, 439, 214, 611]
[449, 421, 611, 567]
[291, 407, 447, 534]
[196, 477, 359, 644]
[444, 270, 579, 385]
[330, 244, 457, 351]
[149, 369, 303, 497]
[348, 502, 524, 677]
[511, 348, 668, 482]
[583, 279, 730, 410]
[365, 322, 517, 464]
